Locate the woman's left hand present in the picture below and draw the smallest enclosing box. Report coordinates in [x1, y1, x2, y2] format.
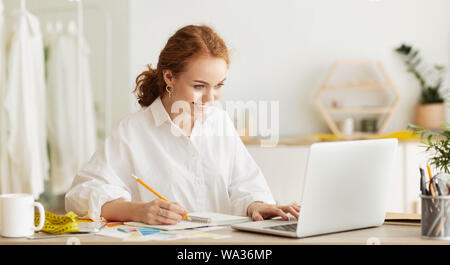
[247, 202, 300, 221]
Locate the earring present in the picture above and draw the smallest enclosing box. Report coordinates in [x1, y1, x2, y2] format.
[166, 85, 174, 97]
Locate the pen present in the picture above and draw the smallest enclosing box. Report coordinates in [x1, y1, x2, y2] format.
[132, 174, 191, 221]
[429, 181, 436, 196]
[447, 182, 450, 196]
[118, 228, 129, 233]
[434, 178, 442, 196]
[419, 167, 426, 195]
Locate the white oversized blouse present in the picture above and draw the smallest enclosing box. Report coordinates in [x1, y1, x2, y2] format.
[65, 97, 275, 221]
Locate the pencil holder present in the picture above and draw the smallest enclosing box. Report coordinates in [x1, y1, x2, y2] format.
[420, 195, 450, 240]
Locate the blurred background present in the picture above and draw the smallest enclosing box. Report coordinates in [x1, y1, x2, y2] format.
[1, 0, 449, 215]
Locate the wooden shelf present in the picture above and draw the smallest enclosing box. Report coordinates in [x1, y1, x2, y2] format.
[336, 131, 380, 139]
[315, 60, 400, 137]
[323, 82, 390, 90]
[327, 107, 392, 114]
[241, 133, 420, 146]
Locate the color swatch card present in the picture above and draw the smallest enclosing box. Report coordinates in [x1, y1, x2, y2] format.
[137, 227, 160, 236]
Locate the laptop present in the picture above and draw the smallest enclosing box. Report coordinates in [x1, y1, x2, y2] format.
[232, 138, 398, 238]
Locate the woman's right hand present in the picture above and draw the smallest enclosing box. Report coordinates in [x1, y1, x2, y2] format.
[136, 198, 188, 225]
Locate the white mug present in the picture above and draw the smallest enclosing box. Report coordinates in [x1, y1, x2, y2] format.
[0, 193, 45, 237]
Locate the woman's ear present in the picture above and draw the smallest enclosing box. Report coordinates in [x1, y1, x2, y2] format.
[162, 69, 175, 87]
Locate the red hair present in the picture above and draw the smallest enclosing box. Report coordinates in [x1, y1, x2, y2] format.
[134, 24, 230, 107]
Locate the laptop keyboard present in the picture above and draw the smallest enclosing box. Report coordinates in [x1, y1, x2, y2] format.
[266, 223, 297, 232]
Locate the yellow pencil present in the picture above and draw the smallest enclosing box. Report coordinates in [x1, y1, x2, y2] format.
[427, 164, 435, 196]
[132, 174, 191, 220]
[426, 164, 433, 181]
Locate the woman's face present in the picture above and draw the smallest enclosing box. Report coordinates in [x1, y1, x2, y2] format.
[162, 56, 227, 117]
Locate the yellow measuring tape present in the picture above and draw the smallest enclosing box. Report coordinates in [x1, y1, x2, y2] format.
[34, 211, 80, 234]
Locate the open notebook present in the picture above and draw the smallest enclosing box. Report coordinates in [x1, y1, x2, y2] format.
[125, 212, 250, 231]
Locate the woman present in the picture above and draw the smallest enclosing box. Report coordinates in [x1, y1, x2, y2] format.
[65, 25, 300, 225]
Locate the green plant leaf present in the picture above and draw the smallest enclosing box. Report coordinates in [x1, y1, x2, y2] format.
[395, 43, 446, 104]
[427, 134, 433, 145]
[407, 123, 422, 129]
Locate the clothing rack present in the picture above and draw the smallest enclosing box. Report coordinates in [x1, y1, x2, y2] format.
[32, 1, 113, 139]
[0, 0, 113, 195]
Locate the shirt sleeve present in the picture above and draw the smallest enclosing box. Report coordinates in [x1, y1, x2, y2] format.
[224, 113, 276, 216]
[64, 123, 133, 221]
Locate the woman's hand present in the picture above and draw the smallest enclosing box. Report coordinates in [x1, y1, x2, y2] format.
[247, 201, 300, 221]
[136, 198, 188, 225]
[101, 198, 188, 225]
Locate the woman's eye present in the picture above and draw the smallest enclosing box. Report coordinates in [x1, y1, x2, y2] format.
[215, 83, 225, 89]
[194, 85, 204, 89]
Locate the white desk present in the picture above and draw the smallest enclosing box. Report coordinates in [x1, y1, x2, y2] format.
[0, 224, 448, 245]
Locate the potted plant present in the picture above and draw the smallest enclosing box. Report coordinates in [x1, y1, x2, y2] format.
[409, 123, 450, 175]
[409, 122, 450, 238]
[395, 44, 447, 129]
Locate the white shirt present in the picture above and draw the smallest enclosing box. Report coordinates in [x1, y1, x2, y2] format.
[65, 97, 275, 221]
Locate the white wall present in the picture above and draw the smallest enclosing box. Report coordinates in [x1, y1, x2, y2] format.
[4, 0, 449, 136]
[129, 0, 450, 135]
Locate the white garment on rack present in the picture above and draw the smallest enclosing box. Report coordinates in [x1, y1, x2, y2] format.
[0, 0, 8, 194]
[0, 1, 4, 86]
[3, 9, 49, 199]
[46, 23, 97, 195]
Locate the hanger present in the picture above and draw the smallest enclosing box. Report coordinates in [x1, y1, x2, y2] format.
[46, 22, 54, 34]
[67, 20, 77, 36]
[55, 20, 63, 34]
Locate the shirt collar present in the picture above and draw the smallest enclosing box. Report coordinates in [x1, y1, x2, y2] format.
[149, 96, 171, 127]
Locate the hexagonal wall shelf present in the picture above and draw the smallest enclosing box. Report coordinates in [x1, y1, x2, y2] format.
[315, 60, 400, 139]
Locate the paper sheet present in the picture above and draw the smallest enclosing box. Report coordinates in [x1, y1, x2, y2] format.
[97, 226, 131, 239]
[124, 221, 210, 231]
[97, 225, 232, 241]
